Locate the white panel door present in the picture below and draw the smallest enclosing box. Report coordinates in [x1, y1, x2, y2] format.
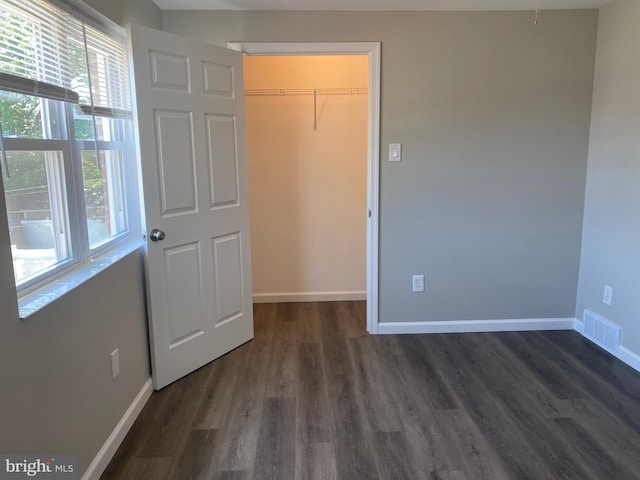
[129, 25, 253, 390]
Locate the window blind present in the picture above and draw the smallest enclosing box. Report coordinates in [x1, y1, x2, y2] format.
[0, 71, 79, 102]
[0, 0, 131, 114]
[0, 0, 83, 100]
[81, 24, 131, 115]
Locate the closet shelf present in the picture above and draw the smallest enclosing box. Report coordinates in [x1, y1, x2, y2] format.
[244, 87, 367, 97]
[244, 87, 367, 131]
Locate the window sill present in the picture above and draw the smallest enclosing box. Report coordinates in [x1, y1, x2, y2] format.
[18, 239, 144, 319]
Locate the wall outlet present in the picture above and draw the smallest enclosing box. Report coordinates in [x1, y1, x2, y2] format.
[111, 349, 120, 379]
[603, 285, 613, 306]
[412, 275, 425, 293]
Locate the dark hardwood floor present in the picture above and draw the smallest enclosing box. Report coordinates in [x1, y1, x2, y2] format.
[101, 301, 640, 480]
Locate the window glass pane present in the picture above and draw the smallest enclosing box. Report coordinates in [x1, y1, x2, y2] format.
[82, 149, 127, 248]
[74, 113, 126, 141]
[3, 150, 70, 284]
[74, 112, 93, 140]
[0, 90, 43, 138]
[0, 91, 67, 140]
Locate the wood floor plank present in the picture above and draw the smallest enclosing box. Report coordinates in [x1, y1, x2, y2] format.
[296, 302, 323, 344]
[495, 331, 585, 400]
[192, 353, 242, 430]
[252, 397, 296, 480]
[295, 442, 337, 480]
[366, 334, 441, 474]
[371, 431, 421, 480]
[334, 301, 367, 339]
[297, 343, 333, 444]
[319, 317, 354, 378]
[369, 334, 403, 356]
[102, 457, 174, 480]
[551, 417, 639, 480]
[102, 301, 640, 480]
[432, 409, 509, 480]
[264, 315, 298, 398]
[541, 330, 640, 399]
[328, 373, 380, 480]
[348, 337, 404, 433]
[170, 429, 220, 479]
[100, 392, 170, 477]
[474, 333, 585, 420]
[430, 471, 467, 480]
[319, 311, 380, 478]
[522, 331, 640, 433]
[253, 303, 277, 337]
[437, 333, 600, 480]
[561, 396, 640, 468]
[138, 363, 212, 458]
[397, 420, 439, 477]
[396, 335, 458, 410]
[215, 471, 250, 480]
[425, 334, 572, 479]
[397, 337, 509, 480]
[382, 338, 502, 478]
[215, 330, 274, 472]
[370, 332, 496, 476]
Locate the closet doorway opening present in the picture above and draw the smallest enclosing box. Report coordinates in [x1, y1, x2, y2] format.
[229, 43, 381, 334]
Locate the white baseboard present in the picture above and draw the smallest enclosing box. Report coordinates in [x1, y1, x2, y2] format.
[81, 378, 153, 480]
[253, 291, 366, 303]
[377, 317, 575, 335]
[574, 318, 640, 374]
[616, 346, 640, 373]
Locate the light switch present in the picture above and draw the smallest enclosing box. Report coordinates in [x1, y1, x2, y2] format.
[389, 143, 402, 162]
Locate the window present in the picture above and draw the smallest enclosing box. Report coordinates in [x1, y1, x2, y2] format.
[0, 0, 139, 293]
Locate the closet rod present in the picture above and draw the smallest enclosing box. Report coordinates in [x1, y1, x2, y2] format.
[244, 87, 368, 97]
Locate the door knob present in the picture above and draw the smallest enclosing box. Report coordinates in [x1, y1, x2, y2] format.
[149, 228, 166, 242]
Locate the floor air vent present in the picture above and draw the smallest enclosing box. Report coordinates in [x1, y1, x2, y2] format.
[583, 309, 621, 353]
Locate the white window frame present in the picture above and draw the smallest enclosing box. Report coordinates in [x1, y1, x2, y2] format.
[0, 0, 141, 304]
[2, 134, 77, 290]
[1, 97, 141, 297]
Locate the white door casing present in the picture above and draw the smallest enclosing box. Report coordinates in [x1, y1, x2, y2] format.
[229, 42, 381, 334]
[129, 25, 253, 390]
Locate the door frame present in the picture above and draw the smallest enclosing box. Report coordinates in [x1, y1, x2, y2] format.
[228, 42, 380, 334]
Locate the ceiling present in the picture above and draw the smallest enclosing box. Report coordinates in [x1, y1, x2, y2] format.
[152, 0, 614, 11]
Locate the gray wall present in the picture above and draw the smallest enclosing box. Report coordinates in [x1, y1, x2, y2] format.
[0, 251, 149, 475]
[122, 0, 162, 28]
[0, 1, 160, 475]
[163, 10, 598, 323]
[83, 0, 162, 28]
[576, 0, 640, 354]
[82, 0, 124, 25]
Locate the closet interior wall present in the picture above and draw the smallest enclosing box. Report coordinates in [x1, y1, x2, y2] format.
[244, 55, 368, 301]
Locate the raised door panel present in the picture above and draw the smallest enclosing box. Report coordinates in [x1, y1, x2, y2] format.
[206, 114, 239, 209]
[154, 110, 197, 216]
[202, 61, 234, 98]
[212, 233, 243, 326]
[164, 242, 205, 347]
[150, 51, 191, 92]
